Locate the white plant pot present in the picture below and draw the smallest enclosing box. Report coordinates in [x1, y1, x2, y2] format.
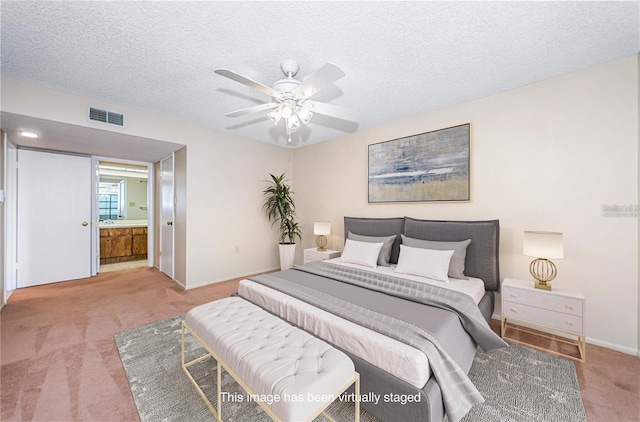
[278, 243, 297, 270]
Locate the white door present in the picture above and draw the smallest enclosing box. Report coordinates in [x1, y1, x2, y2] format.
[17, 149, 92, 287]
[160, 155, 174, 278]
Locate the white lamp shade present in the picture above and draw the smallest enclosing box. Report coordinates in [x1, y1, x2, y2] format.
[313, 221, 331, 236]
[523, 231, 564, 259]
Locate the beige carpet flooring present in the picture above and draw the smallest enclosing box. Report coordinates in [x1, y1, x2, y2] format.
[1, 267, 638, 421]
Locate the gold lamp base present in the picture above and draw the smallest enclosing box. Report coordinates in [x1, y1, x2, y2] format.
[534, 280, 552, 290]
[530, 258, 557, 290]
[316, 235, 327, 252]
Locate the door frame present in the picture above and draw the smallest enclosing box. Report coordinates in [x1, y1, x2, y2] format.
[3, 135, 17, 305]
[92, 156, 155, 275]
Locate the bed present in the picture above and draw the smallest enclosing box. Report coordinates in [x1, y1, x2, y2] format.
[237, 217, 506, 422]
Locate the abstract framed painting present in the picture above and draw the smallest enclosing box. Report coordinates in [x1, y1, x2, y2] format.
[368, 123, 470, 203]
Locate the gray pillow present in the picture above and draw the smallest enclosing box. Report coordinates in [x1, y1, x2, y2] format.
[401, 234, 471, 279]
[348, 232, 397, 266]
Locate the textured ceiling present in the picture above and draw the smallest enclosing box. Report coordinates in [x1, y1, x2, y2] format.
[1, 1, 639, 155]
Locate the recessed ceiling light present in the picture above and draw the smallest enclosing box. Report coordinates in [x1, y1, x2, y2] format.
[19, 130, 39, 139]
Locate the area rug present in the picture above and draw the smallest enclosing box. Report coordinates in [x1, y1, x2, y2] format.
[114, 315, 586, 422]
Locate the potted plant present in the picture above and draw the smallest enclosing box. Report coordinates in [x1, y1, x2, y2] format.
[262, 173, 302, 270]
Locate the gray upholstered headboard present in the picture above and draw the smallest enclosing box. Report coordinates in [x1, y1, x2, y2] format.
[343, 217, 405, 264]
[344, 216, 500, 291]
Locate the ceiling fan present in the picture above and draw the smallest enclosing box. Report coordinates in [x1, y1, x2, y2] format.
[215, 60, 356, 143]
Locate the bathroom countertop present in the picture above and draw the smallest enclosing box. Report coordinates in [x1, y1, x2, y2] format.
[99, 220, 148, 228]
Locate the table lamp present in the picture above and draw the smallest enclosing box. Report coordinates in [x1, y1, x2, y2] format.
[314, 221, 330, 251]
[523, 231, 564, 290]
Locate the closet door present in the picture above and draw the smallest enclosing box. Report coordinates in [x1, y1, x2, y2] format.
[17, 149, 92, 287]
[160, 155, 174, 279]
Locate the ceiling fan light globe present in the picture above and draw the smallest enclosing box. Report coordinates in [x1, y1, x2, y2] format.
[295, 106, 313, 124]
[280, 103, 293, 119]
[287, 115, 300, 130]
[267, 108, 282, 125]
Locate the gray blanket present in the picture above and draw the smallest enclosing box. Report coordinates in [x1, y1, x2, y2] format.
[297, 262, 507, 353]
[248, 262, 507, 422]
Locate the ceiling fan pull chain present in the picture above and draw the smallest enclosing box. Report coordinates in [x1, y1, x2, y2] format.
[285, 121, 293, 143]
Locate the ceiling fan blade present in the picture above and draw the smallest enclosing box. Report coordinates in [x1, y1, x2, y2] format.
[293, 63, 345, 100]
[224, 102, 279, 118]
[304, 100, 358, 122]
[215, 69, 283, 101]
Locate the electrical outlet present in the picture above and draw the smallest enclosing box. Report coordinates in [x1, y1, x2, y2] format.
[234, 246, 240, 254]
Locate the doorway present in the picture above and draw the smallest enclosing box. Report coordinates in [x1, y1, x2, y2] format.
[10, 149, 157, 289]
[97, 160, 152, 273]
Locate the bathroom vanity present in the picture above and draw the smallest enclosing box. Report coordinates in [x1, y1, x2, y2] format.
[99, 220, 148, 264]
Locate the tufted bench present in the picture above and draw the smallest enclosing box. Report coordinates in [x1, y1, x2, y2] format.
[181, 297, 360, 422]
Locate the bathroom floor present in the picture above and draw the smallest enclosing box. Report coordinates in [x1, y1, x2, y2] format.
[99, 260, 148, 273]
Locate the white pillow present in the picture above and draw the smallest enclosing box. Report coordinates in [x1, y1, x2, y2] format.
[395, 245, 455, 283]
[341, 239, 384, 268]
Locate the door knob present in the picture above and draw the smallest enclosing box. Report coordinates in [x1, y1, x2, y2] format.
[167, 221, 173, 226]
[82, 222, 88, 226]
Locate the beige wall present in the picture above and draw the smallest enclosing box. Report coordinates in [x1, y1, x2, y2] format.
[1, 78, 293, 288]
[124, 177, 148, 220]
[293, 55, 639, 354]
[183, 132, 293, 288]
[0, 130, 4, 308]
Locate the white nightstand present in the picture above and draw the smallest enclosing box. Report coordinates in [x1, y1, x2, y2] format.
[501, 278, 586, 362]
[303, 248, 340, 264]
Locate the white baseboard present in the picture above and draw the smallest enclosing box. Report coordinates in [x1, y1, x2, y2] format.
[171, 278, 186, 289]
[3, 289, 14, 308]
[185, 267, 280, 290]
[586, 337, 639, 358]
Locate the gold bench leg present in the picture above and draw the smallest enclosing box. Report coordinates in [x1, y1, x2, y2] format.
[181, 321, 221, 420]
[217, 360, 222, 421]
[355, 373, 360, 422]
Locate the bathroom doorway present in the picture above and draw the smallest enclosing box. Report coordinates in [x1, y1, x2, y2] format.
[96, 160, 152, 273]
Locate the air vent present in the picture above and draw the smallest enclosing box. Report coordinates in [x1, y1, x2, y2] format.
[89, 107, 107, 122]
[89, 107, 124, 127]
